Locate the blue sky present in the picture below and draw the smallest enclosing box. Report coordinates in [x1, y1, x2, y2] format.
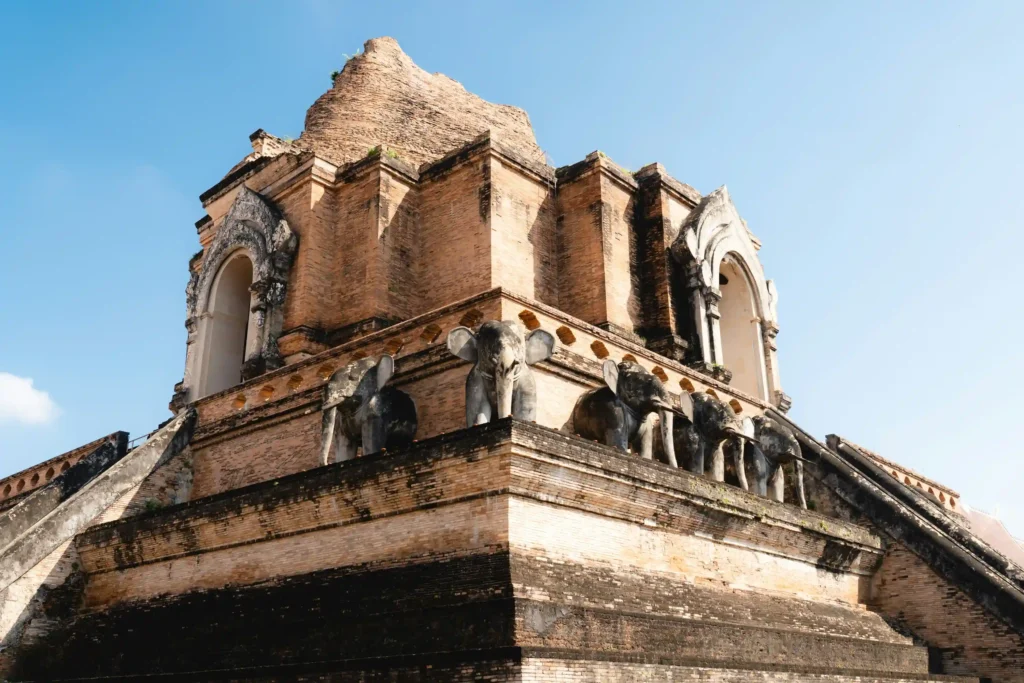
[0, 1, 1021, 535]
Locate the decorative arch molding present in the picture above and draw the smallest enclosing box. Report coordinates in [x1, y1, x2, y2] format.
[669, 186, 789, 411]
[173, 186, 298, 409]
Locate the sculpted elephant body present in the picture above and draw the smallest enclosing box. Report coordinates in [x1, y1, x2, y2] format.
[572, 360, 682, 466]
[745, 415, 807, 509]
[447, 321, 555, 426]
[320, 355, 418, 464]
[675, 391, 756, 486]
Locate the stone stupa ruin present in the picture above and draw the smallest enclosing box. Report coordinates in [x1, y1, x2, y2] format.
[1, 37, 1022, 682]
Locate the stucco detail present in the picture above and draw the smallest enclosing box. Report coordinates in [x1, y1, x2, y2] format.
[669, 187, 784, 407]
[176, 187, 297, 407]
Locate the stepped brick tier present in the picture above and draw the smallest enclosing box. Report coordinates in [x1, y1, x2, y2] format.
[6, 422, 987, 681]
[2, 36, 1022, 682]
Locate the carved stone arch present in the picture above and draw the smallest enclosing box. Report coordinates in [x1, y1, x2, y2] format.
[708, 234, 772, 322]
[715, 250, 769, 400]
[669, 186, 787, 409]
[175, 186, 298, 408]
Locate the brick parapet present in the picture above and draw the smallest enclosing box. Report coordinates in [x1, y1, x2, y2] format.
[0, 432, 127, 509]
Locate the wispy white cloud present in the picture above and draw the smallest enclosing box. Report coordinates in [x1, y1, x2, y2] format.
[0, 373, 59, 425]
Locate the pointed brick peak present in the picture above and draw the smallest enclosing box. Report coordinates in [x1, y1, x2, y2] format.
[298, 37, 544, 168]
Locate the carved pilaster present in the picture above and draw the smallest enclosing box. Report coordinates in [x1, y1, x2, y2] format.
[705, 287, 722, 320]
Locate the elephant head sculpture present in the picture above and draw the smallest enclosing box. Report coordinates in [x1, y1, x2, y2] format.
[319, 355, 418, 464]
[675, 391, 758, 484]
[572, 360, 685, 466]
[745, 415, 808, 509]
[447, 320, 556, 426]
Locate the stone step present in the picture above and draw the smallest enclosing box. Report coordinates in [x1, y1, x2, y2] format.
[522, 649, 981, 682]
[514, 554, 914, 645]
[517, 601, 938, 677]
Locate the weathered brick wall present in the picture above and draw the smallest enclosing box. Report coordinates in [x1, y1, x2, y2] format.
[79, 435, 513, 606]
[278, 177, 335, 337]
[597, 170, 641, 333]
[554, 155, 640, 334]
[191, 409, 321, 499]
[556, 163, 607, 326]
[14, 553, 523, 680]
[508, 497, 869, 606]
[634, 170, 696, 345]
[331, 162, 387, 327]
[490, 158, 558, 306]
[870, 543, 1024, 681]
[418, 155, 492, 312]
[80, 423, 879, 610]
[378, 167, 420, 321]
[186, 133, 716, 397]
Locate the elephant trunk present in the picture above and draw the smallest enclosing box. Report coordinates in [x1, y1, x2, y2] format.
[495, 374, 515, 420]
[660, 409, 677, 468]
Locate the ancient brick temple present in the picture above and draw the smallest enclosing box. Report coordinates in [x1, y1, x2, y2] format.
[1, 37, 1022, 682]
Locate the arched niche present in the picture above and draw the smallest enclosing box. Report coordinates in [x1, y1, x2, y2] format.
[718, 255, 767, 400]
[173, 186, 298, 408]
[194, 251, 258, 398]
[669, 186, 787, 410]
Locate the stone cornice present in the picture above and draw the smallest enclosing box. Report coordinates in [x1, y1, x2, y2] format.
[199, 155, 277, 206]
[338, 148, 420, 185]
[419, 132, 556, 186]
[556, 151, 638, 193]
[635, 162, 701, 206]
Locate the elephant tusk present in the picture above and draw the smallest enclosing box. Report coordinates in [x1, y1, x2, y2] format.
[766, 450, 813, 465]
[653, 402, 690, 419]
[729, 431, 760, 444]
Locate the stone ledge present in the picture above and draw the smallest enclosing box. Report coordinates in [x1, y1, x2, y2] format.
[78, 420, 880, 586]
[521, 648, 977, 682]
[418, 132, 556, 185]
[516, 600, 930, 675]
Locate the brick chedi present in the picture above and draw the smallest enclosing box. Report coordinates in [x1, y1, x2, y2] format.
[2, 37, 1023, 683]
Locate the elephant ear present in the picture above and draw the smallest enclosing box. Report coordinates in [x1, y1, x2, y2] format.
[376, 354, 395, 389]
[323, 359, 374, 409]
[447, 327, 478, 362]
[524, 329, 555, 365]
[740, 416, 755, 439]
[601, 359, 619, 394]
[676, 391, 695, 423]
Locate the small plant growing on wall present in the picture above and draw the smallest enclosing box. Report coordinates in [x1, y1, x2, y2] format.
[330, 49, 364, 83]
